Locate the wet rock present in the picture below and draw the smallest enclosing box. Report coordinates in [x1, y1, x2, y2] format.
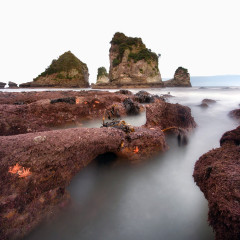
[202, 99, 217, 104]
[193, 126, 240, 240]
[123, 98, 140, 115]
[0, 91, 143, 136]
[145, 100, 197, 130]
[0, 126, 167, 239]
[134, 90, 155, 103]
[199, 102, 209, 108]
[229, 108, 240, 121]
[50, 97, 76, 104]
[115, 89, 133, 95]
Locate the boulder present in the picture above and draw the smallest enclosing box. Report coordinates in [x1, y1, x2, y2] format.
[163, 67, 191, 87]
[145, 100, 197, 130]
[229, 108, 240, 121]
[193, 126, 240, 240]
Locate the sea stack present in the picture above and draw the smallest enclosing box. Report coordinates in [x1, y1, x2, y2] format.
[93, 32, 163, 88]
[8, 81, 18, 88]
[96, 67, 110, 84]
[164, 67, 191, 87]
[0, 82, 6, 89]
[19, 51, 89, 88]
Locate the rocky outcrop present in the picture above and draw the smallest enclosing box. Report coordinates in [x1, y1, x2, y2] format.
[193, 126, 240, 240]
[0, 82, 6, 89]
[8, 82, 18, 88]
[0, 126, 167, 240]
[95, 67, 110, 84]
[229, 108, 240, 121]
[163, 67, 191, 87]
[92, 32, 162, 89]
[145, 100, 196, 130]
[19, 51, 89, 88]
[0, 90, 197, 240]
[0, 91, 144, 136]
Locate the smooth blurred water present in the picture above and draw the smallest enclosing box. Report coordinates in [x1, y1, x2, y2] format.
[24, 87, 240, 240]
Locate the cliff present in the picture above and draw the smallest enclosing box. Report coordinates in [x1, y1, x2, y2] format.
[164, 67, 191, 87]
[19, 51, 89, 88]
[93, 32, 162, 89]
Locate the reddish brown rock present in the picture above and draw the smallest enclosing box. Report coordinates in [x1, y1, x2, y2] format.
[145, 100, 197, 130]
[193, 126, 240, 240]
[229, 108, 240, 121]
[0, 91, 143, 136]
[0, 126, 167, 240]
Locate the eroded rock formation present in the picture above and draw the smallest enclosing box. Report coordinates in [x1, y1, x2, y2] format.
[0, 127, 167, 239]
[0, 82, 6, 89]
[193, 126, 240, 240]
[0, 91, 143, 136]
[8, 82, 18, 88]
[0, 90, 197, 240]
[95, 67, 110, 85]
[19, 51, 89, 88]
[93, 32, 162, 89]
[145, 100, 196, 130]
[163, 67, 191, 87]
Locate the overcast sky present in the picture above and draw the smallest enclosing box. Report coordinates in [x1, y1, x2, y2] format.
[1, 0, 239, 84]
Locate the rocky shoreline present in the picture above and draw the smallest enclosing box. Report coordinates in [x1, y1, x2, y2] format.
[0, 90, 196, 239]
[193, 126, 240, 240]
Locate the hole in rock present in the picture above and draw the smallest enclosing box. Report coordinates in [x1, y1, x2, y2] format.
[94, 152, 118, 167]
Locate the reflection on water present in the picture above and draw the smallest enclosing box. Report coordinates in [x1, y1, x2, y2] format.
[24, 87, 240, 240]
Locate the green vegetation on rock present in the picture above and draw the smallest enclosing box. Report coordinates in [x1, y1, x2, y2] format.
[177, 67, 188, 74]
[111, 32, 158, 67]
[34, 51, 88, 81]
[128, 49, 158, 64]
[97, 67, 108, 79]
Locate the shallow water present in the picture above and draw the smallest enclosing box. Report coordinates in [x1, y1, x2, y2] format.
[24, 87, 239, 240]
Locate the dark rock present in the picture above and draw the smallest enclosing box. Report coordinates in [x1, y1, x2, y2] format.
[193, 126, 240, 240]
[229, 109, 240, 121]
[50, 97, 76, 104]
[199, 103, 209, 108]
[123, 98, 140, 115]
[115, 89, 133, 95]
[0, 82, 6, 89]
[134, 90, 155, 103]
[202, 99, 217, 104]
[8, 81, 18, 88]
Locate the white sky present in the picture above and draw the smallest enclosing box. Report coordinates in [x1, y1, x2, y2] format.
[0, 0, 240, 84]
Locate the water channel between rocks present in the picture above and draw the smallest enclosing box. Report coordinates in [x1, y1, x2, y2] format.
[24, 87, 240, 240]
